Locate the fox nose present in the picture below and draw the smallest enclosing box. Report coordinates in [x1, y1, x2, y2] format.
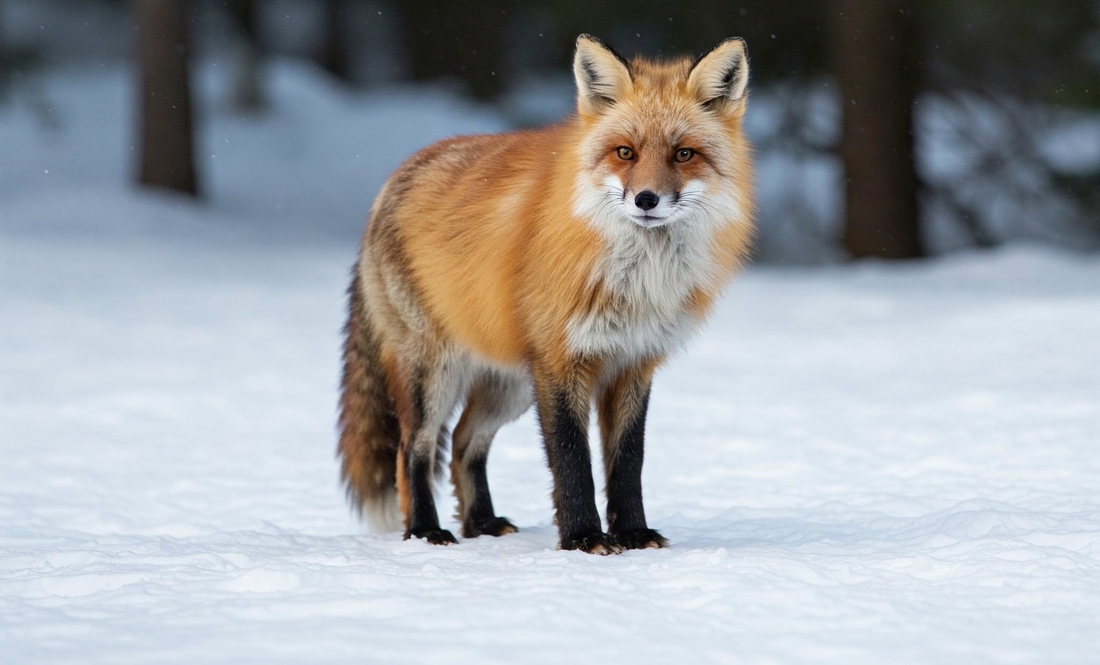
[634, 191, 659, 211]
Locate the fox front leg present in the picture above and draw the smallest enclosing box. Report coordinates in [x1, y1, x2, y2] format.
[534, 362, 622, 555]
[597, 364, 668, 550]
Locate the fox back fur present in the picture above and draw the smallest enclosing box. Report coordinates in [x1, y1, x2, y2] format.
[338, 35, 754, 554]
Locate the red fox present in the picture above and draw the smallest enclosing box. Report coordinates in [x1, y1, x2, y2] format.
[338, 35, 754, 554]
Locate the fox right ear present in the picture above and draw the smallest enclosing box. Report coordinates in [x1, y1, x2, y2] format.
[688, 38, 749, 115]
[573, 34, 633, 117]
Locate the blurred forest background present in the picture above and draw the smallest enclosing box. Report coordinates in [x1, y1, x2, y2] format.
[3, 0, 1100, 262]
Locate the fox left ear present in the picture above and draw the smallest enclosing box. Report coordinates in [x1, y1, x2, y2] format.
[688, 38, 749, 114]
[573, 34, 633, 117]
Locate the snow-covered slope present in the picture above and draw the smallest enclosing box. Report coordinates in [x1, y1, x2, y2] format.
[2, 62, 1099, 664]
[3, 189, 1098, 663]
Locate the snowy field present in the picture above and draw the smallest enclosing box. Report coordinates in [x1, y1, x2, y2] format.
[3, 61, 1100, 663]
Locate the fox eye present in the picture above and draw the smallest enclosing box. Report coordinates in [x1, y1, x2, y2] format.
[675, 148, 696, 163]
[616, 146, 635, 161]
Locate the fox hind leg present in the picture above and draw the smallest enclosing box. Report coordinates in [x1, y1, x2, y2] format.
[396, 355, 468, 545]
[452, 370, 532, 538]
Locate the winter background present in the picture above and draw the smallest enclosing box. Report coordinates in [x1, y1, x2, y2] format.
[2, 1, 1099, 663]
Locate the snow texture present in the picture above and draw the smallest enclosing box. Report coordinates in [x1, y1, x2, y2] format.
[2, 61, 1100, 664]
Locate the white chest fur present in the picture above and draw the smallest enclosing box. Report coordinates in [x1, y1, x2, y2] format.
[565, 220, 718, 361]
[565, 171, 747, 363]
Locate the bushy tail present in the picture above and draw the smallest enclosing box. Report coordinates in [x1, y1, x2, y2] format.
[338, 267, 403, 531]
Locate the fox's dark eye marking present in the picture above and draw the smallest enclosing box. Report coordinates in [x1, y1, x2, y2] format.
[616, 146, 635, 161]
[674, 148, 696, 163]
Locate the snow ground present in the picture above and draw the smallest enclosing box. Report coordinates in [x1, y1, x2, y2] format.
[2, 61, 1100, 664]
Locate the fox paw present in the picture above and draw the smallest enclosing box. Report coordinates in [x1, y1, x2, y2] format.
[612, 528, 669, 550]
[462, 516, 518, 539]
[560, 531, 623, 555]
[405, 528, 458, 545]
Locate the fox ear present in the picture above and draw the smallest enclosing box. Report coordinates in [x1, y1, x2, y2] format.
[573, 34, 633, 116]
[688, 38, 749, 113]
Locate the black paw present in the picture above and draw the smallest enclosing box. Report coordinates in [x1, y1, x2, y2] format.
[559, 531, 623, 555]
[462, 516, 518, 539]
[612, 528, 669, 550]
[405, 528, 458, 545]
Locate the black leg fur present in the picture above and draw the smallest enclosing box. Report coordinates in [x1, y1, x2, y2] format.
[401, 375, 456, 545]
[460, 451, 517, 538]
[603, 381, 667, 550]
[540, 389, 621, 555]
[404, 452, 457, 544]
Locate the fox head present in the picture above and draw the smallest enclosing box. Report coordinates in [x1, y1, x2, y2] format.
[571, 35, 752, 232]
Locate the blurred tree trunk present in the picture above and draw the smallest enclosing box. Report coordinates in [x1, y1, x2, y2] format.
[134, 0, 198, 195]
[456, 0, 507, 101]
[0, 1, 8, 101]
[319, 0, 351, 81]
[401, 0, 508, 100]
[402, 0, 447, 83]
[833, 0, 922, 259]
[229, 0, 266, 110]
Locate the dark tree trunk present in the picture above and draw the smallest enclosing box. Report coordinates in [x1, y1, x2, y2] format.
[0, 1, 9, 101]
[833, 0, 922, 259]
[402, 0, 447, 83]
[134, 0, 198, 195]
[319, 0, 351, 81]
[229, 0, 265, 110]
[400, 0, 508, 100]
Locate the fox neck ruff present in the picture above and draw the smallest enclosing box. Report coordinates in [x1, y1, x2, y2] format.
[565, 171, 748, 363]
